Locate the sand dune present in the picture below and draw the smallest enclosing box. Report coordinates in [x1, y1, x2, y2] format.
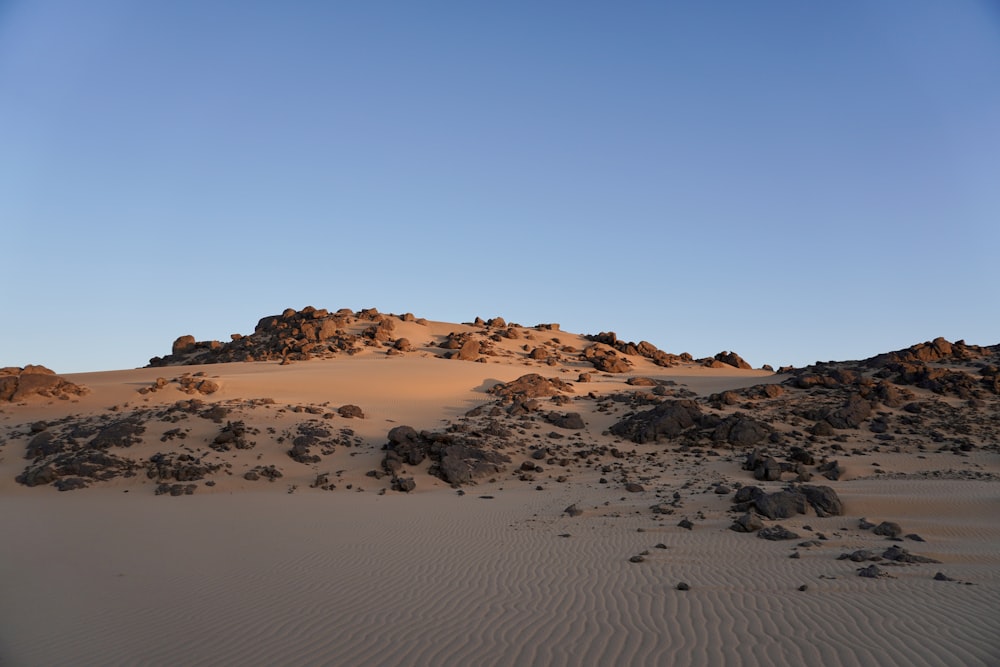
[1, 310, 998, 665]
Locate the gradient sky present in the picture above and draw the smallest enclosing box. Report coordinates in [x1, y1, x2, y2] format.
[3, 1, 999, 373]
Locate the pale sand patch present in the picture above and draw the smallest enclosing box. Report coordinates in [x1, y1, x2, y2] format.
[0, 483, 997, 667]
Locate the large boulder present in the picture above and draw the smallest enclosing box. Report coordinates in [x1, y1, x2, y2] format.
[609, 400, 703, 444]
[826, 394, 872, 429]
[0, 366, 87, 402]
[487, 374, 574, 401]
[714, 351, 752, 370]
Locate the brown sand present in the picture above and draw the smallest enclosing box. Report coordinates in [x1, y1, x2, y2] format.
[1, 319, 998, 666]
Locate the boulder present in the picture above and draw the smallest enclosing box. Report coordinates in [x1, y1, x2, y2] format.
[608, 400, 703, 444]
[753, 490, 807, 520]
[714, 351, 752, 370]
[758, 525, 800, 541]
[730, 512, 763, 533]
[172, 335, 197, 355]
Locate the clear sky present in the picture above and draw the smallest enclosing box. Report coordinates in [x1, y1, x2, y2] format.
[3, 1, 999, 373]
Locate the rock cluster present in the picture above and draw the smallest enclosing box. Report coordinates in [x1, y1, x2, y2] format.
[0, 366, 87, 402]
[382, 424, 512, 488]
[149, 307, 415, 366]
[609, 400, 772, 447]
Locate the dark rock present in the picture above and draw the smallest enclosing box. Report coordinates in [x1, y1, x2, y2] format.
[754, 457, 783, 481]
[625, 482, 645, 493]
[714, 351, 752, 369]
[338, 404, 364, 419]
[678, 519, 694, 530]
[609, 400, 703, 444]
[799, 485, 844, 517]
[754, 490, 807, 520]
[564, 504, 583, 517]
[882, 545, 940, 564]
[873, 521, 902, 538]
[391, 477, 416, 493]
[826, 394, 873, 429]
[857, 564, 888, 578]
[817, 460, 844, 481]
[730, 512, 763, 533]
[547, 412, 585, 430]
[758, 525, 800, 540]
[676, 582, 690, 591]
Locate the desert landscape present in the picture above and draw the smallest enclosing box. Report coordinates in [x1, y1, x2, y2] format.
[1, 306, 998, 666]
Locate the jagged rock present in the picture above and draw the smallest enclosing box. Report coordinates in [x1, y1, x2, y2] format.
[392, 477, 416, 492]
[712, 414, 772, 446]
[172, 335, 197, 355]
[338, 404, 364, 419]
[826, 394, 873, 429]
[434, 444, 509, 485]
[547, 412, 585, 430]
[609, 400, 703, 443]
[758, 525, 800, 540]
[582, 344, 631, 373]
[799, 485, 844, 517]
[873, 521, 903, 538]
[714, 351, 752, 370]
[882, 545, 940, 564]
[753, 490, 807, 520]
[488, 374, 574, 400]
[0, 365, 88, 402]
[753, 457, 784, 482]
[857, 564, 889, 578]
[730, 512, 763, 533]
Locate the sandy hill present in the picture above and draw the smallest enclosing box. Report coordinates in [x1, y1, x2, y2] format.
[1, 307, 998, 666]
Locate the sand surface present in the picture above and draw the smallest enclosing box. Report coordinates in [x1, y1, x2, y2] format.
[1, 316, 998, 665]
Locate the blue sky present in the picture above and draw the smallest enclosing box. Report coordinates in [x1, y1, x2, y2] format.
[2, 1, 998, 373]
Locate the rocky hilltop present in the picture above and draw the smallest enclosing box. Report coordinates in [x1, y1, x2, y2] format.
[1, 306, 994, 500]
[148, 305, 756, 372]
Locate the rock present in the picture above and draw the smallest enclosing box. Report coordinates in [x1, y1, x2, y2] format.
[758, 525, 800, 541]
[799, 485, 844, 517]
[753, 490, 807, 520]
[817, 460, 844, 481]
[857, 564, 888, 578]
[714, 484, 731, 495]
[434, 443, 510, 486]
[873, 521, 902, 538]
[609, 400, 703, 443]
[391, 477, 416, 493]
[713, 414, 772, 446]
[676, 582, 690, 591]
[338, 404, 364, 419]
[753, 457, 783, 481]
[629, 555, 645, 563]
[547, 412, 585, 430]
[933, 572, 955, 582]
[882, 545, 940, 564]
[730, 512, 763, 533]
[678, 519, 694, 530]
[714, 351, 752, 369]
[564, 504, 583, 517]
[453, 339, 482, 361]
[488, 374, 574, 400]
[826, 394, 873, 429]
[734, 485, 763, 503]
[172, 335, 197, 355]
[0, 366, 87, 402]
